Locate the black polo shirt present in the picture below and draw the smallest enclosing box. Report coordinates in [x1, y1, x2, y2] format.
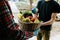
[36, 1, 60, 31]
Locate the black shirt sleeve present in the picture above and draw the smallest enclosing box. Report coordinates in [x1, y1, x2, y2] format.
[52, 1, 60, 13]
[36, 1, 41, 9]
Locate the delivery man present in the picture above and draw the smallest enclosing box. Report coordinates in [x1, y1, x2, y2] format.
[32, 0, 60, 40]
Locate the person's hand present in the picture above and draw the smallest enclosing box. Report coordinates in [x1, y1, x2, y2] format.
[40, 21, 49, 26]
[40, 21, 44, 26]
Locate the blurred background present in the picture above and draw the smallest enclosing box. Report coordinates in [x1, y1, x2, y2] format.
[8, 0, 60, 22]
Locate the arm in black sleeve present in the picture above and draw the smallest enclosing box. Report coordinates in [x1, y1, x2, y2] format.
[36, 1, 41, 9]
[36, 1, 41, 13]
[52, 1, 60, 13]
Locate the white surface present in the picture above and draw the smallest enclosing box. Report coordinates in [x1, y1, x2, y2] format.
[28, 36, 37, 40]
[8, 1, 20, 23]
[8, 1, 20, 13]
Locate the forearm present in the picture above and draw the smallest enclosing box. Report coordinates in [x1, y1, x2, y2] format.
[41, 19, 55, 26]
[41, 13, 57, 26]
